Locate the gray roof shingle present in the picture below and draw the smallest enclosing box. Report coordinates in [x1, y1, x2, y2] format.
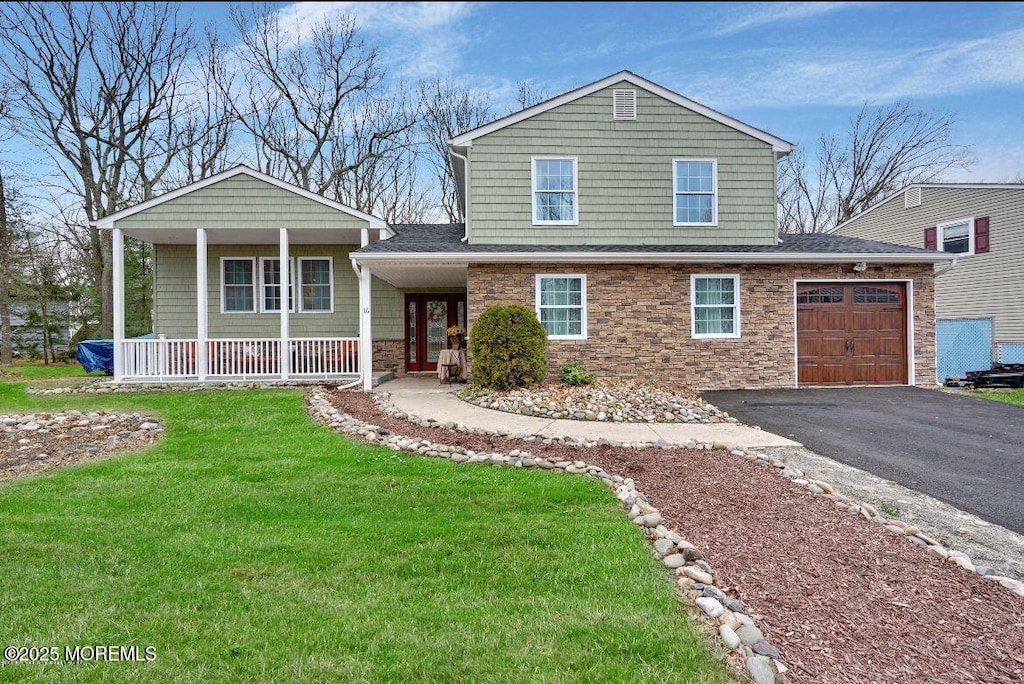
[356, 224, 943, 257]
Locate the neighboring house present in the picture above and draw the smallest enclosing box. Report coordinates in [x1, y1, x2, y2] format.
[834, 184, 1024, 381]
[1, 301, 77, 358]
[98, 71, 954, 390]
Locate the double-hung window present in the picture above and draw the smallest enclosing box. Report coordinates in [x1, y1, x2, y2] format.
[536, 274, 586, 340]
[221, 258, 256, 313]
[691, 275, 740, 338]
[260, 257, 295, 313]
[298, 257, 333, 313]
[938, 218, 974, 255]
[674, 159, 717, 226]
[532, 157, 578, 225]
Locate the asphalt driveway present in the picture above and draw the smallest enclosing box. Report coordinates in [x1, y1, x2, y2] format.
[703, 387, 1024, 535]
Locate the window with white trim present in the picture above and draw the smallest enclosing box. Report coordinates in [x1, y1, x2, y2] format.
[532, 157, 578, 225]
[221, 258, 256, 313]
[536, 274, 586, 340]
[938, 218, 974, 255]
[691, 275, 739, 338]
[260, 257, 295, 313]
[674, 159, 717, 226]
[298, 257, 333, 312]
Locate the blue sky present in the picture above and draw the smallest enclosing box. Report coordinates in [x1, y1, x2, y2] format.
[182, 1, 1024, 181]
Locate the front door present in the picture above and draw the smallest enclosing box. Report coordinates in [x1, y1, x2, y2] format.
[405, 294, 467, 372]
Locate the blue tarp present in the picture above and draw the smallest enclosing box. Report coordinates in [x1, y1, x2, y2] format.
[76, 334, 154, 374]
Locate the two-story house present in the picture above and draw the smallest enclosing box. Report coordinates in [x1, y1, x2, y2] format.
[98, 71, 954, 390]
[834, 183, 1024, 381]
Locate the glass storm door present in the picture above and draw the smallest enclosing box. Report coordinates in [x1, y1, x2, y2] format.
[405, 294, 466, 372]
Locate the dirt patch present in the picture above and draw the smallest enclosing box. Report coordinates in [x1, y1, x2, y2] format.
[329, 389, 1024, 684]
[1, 411, 162, 481]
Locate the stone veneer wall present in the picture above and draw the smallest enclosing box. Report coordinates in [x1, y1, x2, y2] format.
[373, 338, 405, 375]
[467, 263, 935, 390]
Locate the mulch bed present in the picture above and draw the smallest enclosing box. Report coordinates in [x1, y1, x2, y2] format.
[1, 415, 160, 481]
[329, 390, 1024, 684]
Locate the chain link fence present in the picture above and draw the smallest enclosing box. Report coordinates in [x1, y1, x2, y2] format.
[936, 318, 993, 382]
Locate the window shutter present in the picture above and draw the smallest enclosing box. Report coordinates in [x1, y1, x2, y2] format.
[974, 216, 990, 253]
[612, 89, 636, 120]
[924, 226, 937, 250]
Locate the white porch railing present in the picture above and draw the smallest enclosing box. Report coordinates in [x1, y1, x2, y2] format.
[120, 337, 360, 380]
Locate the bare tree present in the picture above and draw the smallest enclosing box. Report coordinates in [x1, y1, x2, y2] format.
[0, 168, 11, 366]
[778, 100, 972, 233]
[513, 79, 548, 112]
[223, 3, 415, 203]
[0, 2, 194, 335]
[419, 79, 492, 222]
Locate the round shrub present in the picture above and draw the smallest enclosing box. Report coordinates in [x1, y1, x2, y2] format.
[469, 304, 548, 389]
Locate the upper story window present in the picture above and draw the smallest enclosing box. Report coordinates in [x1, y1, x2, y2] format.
[674, 159, 718, 226]
[532, 157, 578, 225]
[221, 258, 256, 313]
[938, 218, 974, 255]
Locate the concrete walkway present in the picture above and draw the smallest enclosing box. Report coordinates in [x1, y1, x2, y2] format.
[376, 377, 800, 449]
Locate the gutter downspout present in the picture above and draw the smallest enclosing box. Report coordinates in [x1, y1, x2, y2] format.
[934, 257, 958, 278]
[449, 147, 470, 242]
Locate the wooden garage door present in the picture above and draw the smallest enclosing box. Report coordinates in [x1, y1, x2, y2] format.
[797, 283, 908, 385]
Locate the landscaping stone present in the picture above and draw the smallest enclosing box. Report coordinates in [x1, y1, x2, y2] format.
[719, 624, 741, 649]
[662, 554, 687, 569]
[737, 623, 764, 646]
[457, 382, 729, 424]
[695, 597, 724, 618]
[747, 656, 776, 684]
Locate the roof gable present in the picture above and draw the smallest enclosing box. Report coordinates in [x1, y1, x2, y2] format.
[95, 165, 386, 230]
[833, 183, 1024, 232]
[449, 71, 793, 154]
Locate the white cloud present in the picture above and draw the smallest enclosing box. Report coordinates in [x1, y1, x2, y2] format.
[274, 2, 477, 77]
[684, 27, 1024, 108]
[712, 2, 862, 36]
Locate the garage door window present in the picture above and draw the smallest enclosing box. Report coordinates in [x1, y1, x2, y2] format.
[691, 275, 740, 338]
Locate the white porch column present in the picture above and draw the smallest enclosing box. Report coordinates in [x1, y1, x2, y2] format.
[359, 265, 372, 390]
[195, 228, 208, 380]
[279, 228, 290, 379]
[112, 227, 125, 381]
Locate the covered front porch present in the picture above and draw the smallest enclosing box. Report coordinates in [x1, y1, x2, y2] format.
[111, 224, 376, 387]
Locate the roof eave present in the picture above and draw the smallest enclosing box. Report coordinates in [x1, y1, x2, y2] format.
[352, 251, 954, 265]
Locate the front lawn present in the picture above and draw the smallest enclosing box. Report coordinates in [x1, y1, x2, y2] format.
[966, 388, 1024, 406]
[0, 382, 728, 683]
[4, 361, 102, 378]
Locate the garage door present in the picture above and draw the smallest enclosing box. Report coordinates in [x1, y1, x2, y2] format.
[797, 283, 908, 385]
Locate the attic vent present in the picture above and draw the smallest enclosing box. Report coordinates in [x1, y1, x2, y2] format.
[904, 186, 922, 208]
[612, 89, 636, 120]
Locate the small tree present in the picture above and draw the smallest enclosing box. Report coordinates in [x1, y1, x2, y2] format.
[469, 305, 548, 389]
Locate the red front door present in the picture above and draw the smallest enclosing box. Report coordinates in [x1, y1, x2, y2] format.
[405, 294, 467, 372]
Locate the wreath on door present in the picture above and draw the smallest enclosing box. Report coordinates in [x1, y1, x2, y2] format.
[426, 300, 447, 322]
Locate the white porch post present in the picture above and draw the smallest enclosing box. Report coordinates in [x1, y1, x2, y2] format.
[279, 228, 290, 379]
[359, 265, 372, 390]
[112, 227, 125, 381]
[195, 228, 208, 380]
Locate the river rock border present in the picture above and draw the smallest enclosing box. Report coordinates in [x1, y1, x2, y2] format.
[26, 380, 340, 396]
[309, 387, 792, 682]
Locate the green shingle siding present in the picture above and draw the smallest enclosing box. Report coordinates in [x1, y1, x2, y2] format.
[468, 81, 778, 246]
[117, 176, 370, 231]
[152, 244, 403, 339]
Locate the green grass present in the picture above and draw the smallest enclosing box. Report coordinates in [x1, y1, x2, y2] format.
[968, 388, 1024, 406]
[0, 381, 728, 683]
[3, 362, 103, 378]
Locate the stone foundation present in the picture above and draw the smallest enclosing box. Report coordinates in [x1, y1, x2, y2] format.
[373, 338, 405, 375]
[468, 262, 935, 390]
